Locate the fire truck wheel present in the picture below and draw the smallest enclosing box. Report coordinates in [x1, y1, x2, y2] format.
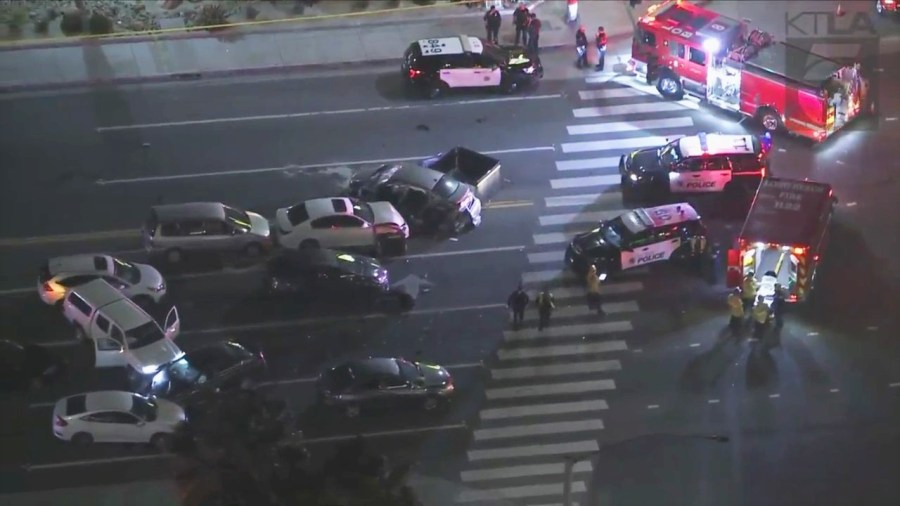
[756, 108, 783, 133]
[656, 72, 684, 100]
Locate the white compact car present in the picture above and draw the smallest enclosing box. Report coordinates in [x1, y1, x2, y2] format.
[52, 391, 185, 448]
[274, 197, 409, 255]
[38, 255, 166, 306]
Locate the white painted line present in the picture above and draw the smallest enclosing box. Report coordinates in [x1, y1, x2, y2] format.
[527, 250, 565, 264]
[807, 332, 819, 336]
[886, 117, 898, 121]
[94, 147, 556, 186]
[461, 461, 592, 483]
[708, 399, 720, 404]
[26, 454, 167, 471]
[532, 230, 583, 246]
[561, 136, 666, 154]
[567, 116, 694, 135]
[578, 88, 644, 100]
[498, 340, 628, 361]
[550, 174, 621, 189]
[538, 209, 624, 227]
[0, 287, 34, 296]
[889, 382, 900, 388]
[632, 349, 642, 353]
[550, 281, 645, 299]
[302, 423, 467, 444]
[610, 76, 701, 110]
[845, 202, 857, 207]
[480, 399, 608, 420]
[830, 388, 839, 393]
[867, 326, 879, 331]
[769, 393, 781, 399]
[544, 192, 623, 208]
[522, 269, 576, 284]
[522, 301, 639, 321]
[689, 343, 701, 348]
[97, 95, 564, 132]
[573, 102, 686, 118]
[28, 402, 56, 409]
[474, 419, 604, 441]
[585, 72, 618, 84]
[555, 156, 620, 171]
[491, 359, 621, 380]
[504, 321, 633, 342]
[403, 245, 525, 259]
[485, 379, 616, 400]
[647, 404, 660, 409]
[468, 440, 599, 461]
[456, 482, 586, 502]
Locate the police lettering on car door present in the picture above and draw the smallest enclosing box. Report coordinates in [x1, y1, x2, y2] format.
[620, 206, 682, 269]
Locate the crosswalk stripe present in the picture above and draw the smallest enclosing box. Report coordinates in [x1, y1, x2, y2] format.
[455, 482, 587, 502]
[498, 340, 628, 361]
[461, 461, 592, 483]
[523, 301, 640, 320]
[567, 116, 695, 135]
[485, 379, 616, 400]
[538, 210, 623, 227]
[544, 192, 622, 208]
[550, 175, 619, 189]
[504, 321, 633, 342]
[551, 281, 644, 299]
[573, 102, 686, 117]
[474, 419, 605, 441]
[561, 136, 667, 154]
[555, 156, 620, 171]
[527, 250, 565, 264]
[468, 440, 599, 461]
[578, 88, 644, 100]
[479, 399, 609, 420]
[491, 359, 621, 380]
[609, 76, 701, 110]
[585, 72, 618, 84]
[522, 269, 575, 284]
[532, 231, 583, 246]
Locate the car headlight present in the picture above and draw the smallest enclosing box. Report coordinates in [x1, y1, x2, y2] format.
[629, 173, 639, 182]
[142, 365, 160, 375]
[151, 282, 166, 292]
[523, 66, 535, 74]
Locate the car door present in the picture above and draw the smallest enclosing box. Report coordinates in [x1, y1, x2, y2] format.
[472, 53, 502, 87]
[101, 275, 130, 293]
[164, 306, 180, 340]
[80, 412, 119, 442]
[440, 53, 477, 88]
[308, 216, 344, 248]
[620, 229, 675, 269]
[201, 219, 234, 252]
[701, 157, 733, 192]
[94, 317, 128, 368]
[106, 411, 147, 442]
[669, 158, 709, 193]
[333, 215, 374, 249]
[375, 375, 412, 411]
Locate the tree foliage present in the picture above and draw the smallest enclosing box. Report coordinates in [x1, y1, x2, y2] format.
[170, 390, 421, 506]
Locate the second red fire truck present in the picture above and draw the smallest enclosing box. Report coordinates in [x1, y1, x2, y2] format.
[628, 0, 871, 142]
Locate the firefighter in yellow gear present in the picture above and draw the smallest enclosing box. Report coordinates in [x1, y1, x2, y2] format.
[727, 288, 744, 331]
[751, 295, 770, 338]
[585, 265, 604, 316]
[742, 271, 758, 314]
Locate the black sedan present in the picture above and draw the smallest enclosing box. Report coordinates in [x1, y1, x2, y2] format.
[0, 340, 65, 393]
[146, 341, 267, 405]
[264, 249, 412, 310]
[316, 357, 454, 418]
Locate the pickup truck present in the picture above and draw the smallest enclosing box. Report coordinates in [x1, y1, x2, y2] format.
[420, 146, 502, 200]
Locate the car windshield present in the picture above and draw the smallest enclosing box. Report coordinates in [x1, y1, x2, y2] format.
[396, 359, 421, 382]
[112, 258, 141, 284]
[224, 206, 252, 232]
[125, 322, 165, 349]
[165, 356, 206, 393]
[130, 395, 158, 422]
[351, 200, 375, 224]
[480, 43, 506, 64]
[433, 175, 461, 200]
[597, 218, 633, 248]
[658, 140, 683, 169]
[335, 253, 377, 277]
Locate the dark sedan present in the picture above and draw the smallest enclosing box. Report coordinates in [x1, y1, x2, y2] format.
[0, 340, 65, 393]
[316, 357, 454, 418]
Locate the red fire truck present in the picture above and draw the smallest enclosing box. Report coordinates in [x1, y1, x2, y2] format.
[726, 178, 836, 305]
[628, 0, 870, 142]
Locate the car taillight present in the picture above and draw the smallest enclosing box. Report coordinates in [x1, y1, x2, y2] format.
[43, 282, 54, 293]
[55, 416, 68, 427]
[408, 69, 422, 79]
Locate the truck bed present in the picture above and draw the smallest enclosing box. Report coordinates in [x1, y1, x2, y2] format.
[421, 147, 501, 199]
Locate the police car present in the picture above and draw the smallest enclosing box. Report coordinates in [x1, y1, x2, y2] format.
[402, 35, 543, 99]
[619, 132, 770, 204]
[565, 203, 708, 276]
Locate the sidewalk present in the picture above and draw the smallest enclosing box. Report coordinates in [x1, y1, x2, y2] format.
[0, 0, 638, 93]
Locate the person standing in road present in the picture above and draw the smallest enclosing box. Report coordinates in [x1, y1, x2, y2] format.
[575, 25, 588, 69]
[536, 286, 555, 331]
[595, 26, 608, 71]
[751, 295, 770, 339]
[513, 3, 530, 46]
[527, 13, 541, 55]
[484, 5, 502, 44]
[585, 264, 604, 316]
[727, 288, 744, 333]
[741, 271, 758, 316]
[771, 284, 786, 329]
[507, 283, 530, 329]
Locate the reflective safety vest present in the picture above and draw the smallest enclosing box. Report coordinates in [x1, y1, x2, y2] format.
[727, 294, 744, 318]
[586, 273, 601, 294]
[752, 302, 769, 324]
[742, 277, 758, 300]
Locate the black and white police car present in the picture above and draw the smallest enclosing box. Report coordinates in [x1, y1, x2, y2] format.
[565, 203, 708, 276]
[402, 35, 543, 99]
[619, 132, 771, 203]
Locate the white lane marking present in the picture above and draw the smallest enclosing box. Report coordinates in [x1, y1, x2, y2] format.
[550, 282, 645, 300]
[538, 209, 625, 226]
[302, 423, 467, 444]
[485, 379, 616, 400]
[0, 229, 140, 247]
[573, 102, 686, 117]
[567, 116, 694, 135]
[527, 250, 565, 264]
[467, 440, 599, 461]
[96, 94, 564, 132]
[504, 321, 633, 342]
[498, 340, 628, 361]
[550, 174, 621, 189]
[555, 156, 620, 171]
[689, 343, 701, 348]
[830, 388, 840, 393]
[402, 245, 525, 259]
[522, 301, 639, 320]
[532, 230, 586, 245]
[561, 136, 667, 154]
[28, 402, 56, 409]
[0, 287, 34, 296]
[708, 399, 720, 404]
[456, 482, 586, 502]
[474, 419, 604, 441]
[25, 454, 167, 471]
[633, 349, 642, 352]
[491, 359, 621, 380]
[889, 382, 900, 388]
[94, 146, 556, 185]
[585, 72, 618, 84]
[479, 400, 608, 420]
[522, 269, 576, 284]
[807, 332, 819, 336]
[578, 88, 644, 100]
[461, 461, 592, 482]
[610, 76, 702, 110]
[544, 192, 622, 208]
[769, 394, 780, 398]
[885, 117, 897, 121]
[647, 404, 660, 409]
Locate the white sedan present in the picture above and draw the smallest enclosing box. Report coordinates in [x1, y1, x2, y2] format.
[52, 391, 185, 449]
[38, 255, 166, 306]
[274, 197, 409, 255]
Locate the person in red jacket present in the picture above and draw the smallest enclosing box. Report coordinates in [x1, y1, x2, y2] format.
[527, 13, 541, 55]
[595, 26, 608, 71]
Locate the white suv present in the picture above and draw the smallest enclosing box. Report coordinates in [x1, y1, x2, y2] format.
[38, 255, 166, 306]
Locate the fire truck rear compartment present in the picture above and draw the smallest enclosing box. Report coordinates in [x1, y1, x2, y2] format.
[745, 246, 797, 301]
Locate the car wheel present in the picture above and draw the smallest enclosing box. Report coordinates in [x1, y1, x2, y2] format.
[502, 79, 519, 94]
[150, 433, 172, 453]
[244, 243, 262, 258]
[299, 239, 320, 250]
[657, 72, 684, 100]
[756, 107, 783, 133]
[423, 396, 442, 412]
[72, 432, 93, 446]
[426, 81, 448, 99]
[165, 249, 183, 264]
[344, 404, 360, 418]
[396, 291, 415, 312]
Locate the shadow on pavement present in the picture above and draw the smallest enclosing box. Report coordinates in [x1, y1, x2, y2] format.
[745, 339, 778, 390]
[679, 327, 743, 392]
